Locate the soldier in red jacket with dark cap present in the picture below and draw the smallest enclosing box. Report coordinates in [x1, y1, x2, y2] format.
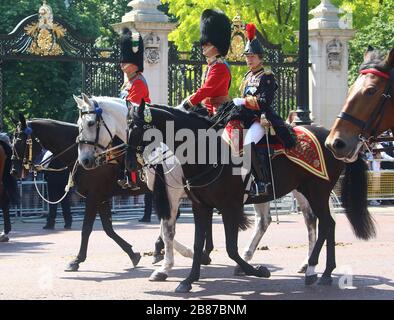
[182, 9, 232, 115]
[117, 27, 151, 190]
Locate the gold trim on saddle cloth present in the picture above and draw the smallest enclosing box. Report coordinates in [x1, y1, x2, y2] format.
[272, 126, 330, 181]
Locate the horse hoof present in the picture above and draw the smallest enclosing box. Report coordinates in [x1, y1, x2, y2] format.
[305, 274, 318, 285]
[298, 264, 308, 274]
[0, 235, 9, 242]
[318, 275, 333, 286]
[131, 252, 141, 268]
[149, 272, 168, 282]
[175, 282, 192, 293]
[255, 265, 271, 278]
[64, 262, 79, 272]
[152, 254, 164, 265]
[201, 253, 212, 265]
[234, 265, 245, 276]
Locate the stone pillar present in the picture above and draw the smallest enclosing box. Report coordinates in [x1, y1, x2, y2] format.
[113, 0, 176, 104]
[308, 0, 355, 128]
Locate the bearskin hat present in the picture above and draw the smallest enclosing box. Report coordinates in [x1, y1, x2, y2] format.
[199, 9, 231, 57]
[244, 23, 263, 55]
[120, 27, 144, 72]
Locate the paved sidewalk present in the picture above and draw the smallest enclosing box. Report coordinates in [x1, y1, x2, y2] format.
[1, 207, 394, 300]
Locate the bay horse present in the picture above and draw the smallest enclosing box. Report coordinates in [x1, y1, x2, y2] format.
[326, 46, 394, 162]
[127, 100, 375, 293]
[75, 94, 319, 281]
[0, 138, 19, 242]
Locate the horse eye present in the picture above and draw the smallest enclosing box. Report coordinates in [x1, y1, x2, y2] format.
[365, 87, 377, 96]
[87, 120, 95, 127]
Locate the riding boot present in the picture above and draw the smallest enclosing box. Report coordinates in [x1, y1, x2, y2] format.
[249, 143, 270, 196]
[117, 171, 140, 190]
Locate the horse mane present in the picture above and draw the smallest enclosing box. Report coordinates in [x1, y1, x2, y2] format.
[359, 49, 391, 73]
[148, 104, 214, 128]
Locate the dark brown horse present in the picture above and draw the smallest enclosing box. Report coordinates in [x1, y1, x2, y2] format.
[126, 101, 376, 293]
[326, 46, 394, 161]
[0, 140, 19, 242]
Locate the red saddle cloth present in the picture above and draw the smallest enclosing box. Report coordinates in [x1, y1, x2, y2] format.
[259, 126, 330, 181]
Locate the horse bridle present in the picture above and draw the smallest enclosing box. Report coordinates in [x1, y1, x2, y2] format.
[337, 68, 394, 140]
[11, 126, 35, 171]
[77, 99, 114, 152]
[12, 126, 73, 173]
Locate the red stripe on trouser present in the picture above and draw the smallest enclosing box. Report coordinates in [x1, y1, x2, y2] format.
[130, 171, 137, 183]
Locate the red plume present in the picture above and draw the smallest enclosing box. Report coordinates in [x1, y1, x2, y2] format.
[246, 23, 256, 41]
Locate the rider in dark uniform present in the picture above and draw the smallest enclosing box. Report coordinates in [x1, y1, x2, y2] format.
[221, 23, 295, 195]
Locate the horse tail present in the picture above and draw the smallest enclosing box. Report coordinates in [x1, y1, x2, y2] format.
[341, 156, 376, 240]
[238, 211, 251, 231]
[1, 142, 20, 205]
[152, 164, 171, 220]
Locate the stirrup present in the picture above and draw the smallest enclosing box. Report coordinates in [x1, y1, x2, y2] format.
[117, 178, 131, 190]
[251, 181, 270, 196]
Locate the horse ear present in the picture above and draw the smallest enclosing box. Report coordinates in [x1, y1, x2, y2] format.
[11, 116, 19, 127]
[138, 99, 145, 118]
[73, 94, 84, 109]
[385, 48, 394, 68]
[81, 93, 91, 106]
[18, 113, 26, 129]
[364, 45, 375, 61]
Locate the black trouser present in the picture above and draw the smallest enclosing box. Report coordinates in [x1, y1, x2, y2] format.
[141, 192, 153, 219]
[46, 174, 72, 226]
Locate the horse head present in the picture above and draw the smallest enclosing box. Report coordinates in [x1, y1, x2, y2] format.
[75, 93, 127, 170]
[325, 46, 394, 162]
[11, 113, 42, 179]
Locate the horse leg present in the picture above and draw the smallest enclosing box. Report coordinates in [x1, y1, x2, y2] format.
[221, 208, 271, 279]
[153, 235, 165, 264]
[0, 197, 11, 242]
[234, 202, 271, 276]
[175, 204, 211, 293]
[318, 214, 336, 285]
[98, 200, 141, 268]
[293, 190, 317, 273]
[150, 216, 177, 281]
[201, 211, 213, 265]
[65, 198, 97, 271]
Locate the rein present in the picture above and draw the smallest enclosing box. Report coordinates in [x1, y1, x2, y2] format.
[337, 68, 394, 140]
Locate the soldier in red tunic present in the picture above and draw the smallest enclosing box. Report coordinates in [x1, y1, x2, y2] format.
[117, 28, 151, 190]
[119, 28, 151, 105]
[181, 9, 232, 115]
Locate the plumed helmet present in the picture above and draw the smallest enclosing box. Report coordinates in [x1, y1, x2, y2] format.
[120, 27, 144, 72]
[244, 23, 263, 55]
[199, 9, 231, 57]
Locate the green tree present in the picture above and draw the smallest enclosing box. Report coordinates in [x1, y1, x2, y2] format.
[348, 1, 394, 84]
[162, 0, 392, 97]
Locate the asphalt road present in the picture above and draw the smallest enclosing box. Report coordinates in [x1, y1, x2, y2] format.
[1, 208, 394, 300]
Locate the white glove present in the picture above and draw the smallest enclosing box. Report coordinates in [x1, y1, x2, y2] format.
[232, 98, 246, 106]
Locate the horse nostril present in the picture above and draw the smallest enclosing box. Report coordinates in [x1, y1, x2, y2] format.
[333, 138, 346, 150]
[82, 158, 91, 167]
